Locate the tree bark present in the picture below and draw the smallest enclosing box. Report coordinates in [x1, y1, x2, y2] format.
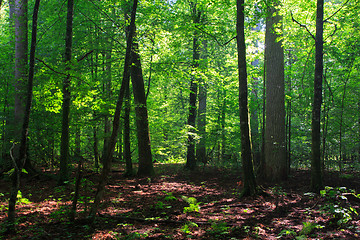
[12, 0, 28, 164]
[185, 3, 200, 170]
[58, 0, 74, 185]
[7, 0, 40, 232]
[89, 0, 138, 222]
[130, 42, 154, 177]
[123, 76, 133, 176]
[236, 0, 257, 196]
[311, 0, 324, 193]
[264, 1, 287, 182]
[196, 40, 207, 165]
[102, 48, 112, 161]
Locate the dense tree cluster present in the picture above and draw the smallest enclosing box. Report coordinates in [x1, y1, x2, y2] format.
[0, 0, 359, 229]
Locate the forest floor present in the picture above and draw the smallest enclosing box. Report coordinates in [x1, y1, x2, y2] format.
[0, 163, 360, 239]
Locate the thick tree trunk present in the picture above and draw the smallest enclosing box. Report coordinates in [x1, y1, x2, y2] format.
[185, 3, 200, 170]
[236, 0, 257, 196]
[311, 0, 324, 193]
[7, 0, 40, 232]
[264, 1, 287, 182]
[12, 0, 28, 164]
[89, 0, 138, 221]
[130, 43, 154, 176]
[58, 0, 74, 185]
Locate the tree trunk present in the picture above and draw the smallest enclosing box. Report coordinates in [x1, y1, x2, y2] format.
[286, 50, 293, 174]
[311, 0, 324, 193]
[7, 0, 40, 232]
[185, 3, 200, 170]
[58, 0, 74, 185]
[93, 125, 99, 169]
[196, 40, 207, 165]
[264, 1, 287, 182]
[88, 0, 138, 222]
[130, 42, 154, 176]
[124, 76, 133, 176]
[102, 48, 112, 161]
[236, 0, 257, 196]
[338, 60, 354, 172]
[11, 0, 28, 165]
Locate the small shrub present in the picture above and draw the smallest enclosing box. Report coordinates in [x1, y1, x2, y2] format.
[181, 196, 201, 213]
[320, 186, 359, 226]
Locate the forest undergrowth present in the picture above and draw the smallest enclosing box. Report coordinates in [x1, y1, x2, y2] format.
[0, 163, 360, 239]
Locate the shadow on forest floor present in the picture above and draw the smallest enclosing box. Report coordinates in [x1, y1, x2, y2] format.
[0, 163, 360, 239]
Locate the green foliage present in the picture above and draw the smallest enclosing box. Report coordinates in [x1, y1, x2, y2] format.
[299, 221, 318, 235]
[339, 173, 355, 180]
[180, 221, 198, 234]
[320, 186, 359, 226]
[181, 196, 201, 213]
[49, 205, 70, 222]
[278, 229, 296, 238]
[207, 221, 230, 236]
[163, 191, 177, 201]
[154, 201, 165, 210]
[270, 185, 287, 196]
[17, 191, 32, 205]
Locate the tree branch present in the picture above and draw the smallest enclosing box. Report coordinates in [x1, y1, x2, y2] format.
[324, 0, 351, 23]
[195, 26, 236, 46]
[291, 11, 315, 40]
[324, 21, 338, 41]
[77, 50, 94, 62]
[36, 58, 67, 76]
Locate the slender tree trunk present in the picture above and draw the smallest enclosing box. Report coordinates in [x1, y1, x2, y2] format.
[7, 0, 40, 232]
[264, 1, 287, 182]
[93, 125, 99, 169]
[58, 0, 74, 185]
[311, 0, 324, 193]
[75, 125, 81, 158]
[69, 156, 82, 222]
[338, 61, 354, 172]
[220, 92, 226, 162]
[196, 40, 207, 165]
[236, 0, 257, 196]
[123, 76, 133, 176]
[259, 61, 266, 176]
[286, 50, 293, 174]
[89, 0, 138, 221]
[358, 101, 360, 163]
[185, 3, 200, 170]
[102, 48, 112, 161]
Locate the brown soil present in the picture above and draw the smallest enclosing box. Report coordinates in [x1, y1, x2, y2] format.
[0, 163, 359, 239]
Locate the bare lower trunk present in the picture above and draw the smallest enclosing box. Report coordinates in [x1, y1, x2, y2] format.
[124, 78, 133, 176]
[264, 1, 287, 182]
[311, 0, 324, 193]
[7, 0, 40, 232]
[58, 0, 74, 185]
[88, 0, 138, 222]
[186, 3, 200, 170]
[237, 0, 257, 196]
[130, 42, 154, 177]
[196, 41, 207, 165]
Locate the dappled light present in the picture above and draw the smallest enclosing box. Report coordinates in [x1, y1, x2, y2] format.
[1, 164, 360, 239]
